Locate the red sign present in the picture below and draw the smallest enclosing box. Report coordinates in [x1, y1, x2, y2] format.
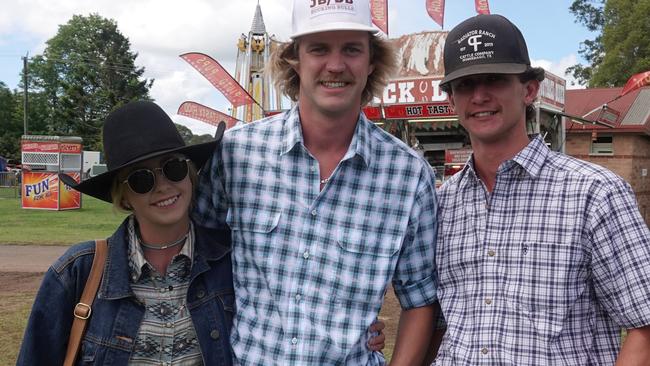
[178, 101, 240, 129]
[180, 53, 257, 107]
[426, 0, 445, 28]
[60, 143, 82, 154]
[621, 70, 650, 97]
[363, 106, 382, 120]
[475, 0, 490, 14]
[21, 141, 58, 153]
[59, 172, 82, 209]
[445, 148, 472, 164]
[383, 102, 454, 119]
[370, 0, 388, 34]
[375, 77, 448, 104]
[22, 172, 59, 209]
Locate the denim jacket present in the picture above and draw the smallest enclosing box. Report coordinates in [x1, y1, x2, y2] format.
[17, 218, 234, 365]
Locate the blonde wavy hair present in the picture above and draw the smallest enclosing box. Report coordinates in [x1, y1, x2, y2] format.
[267, 33, 397, 106]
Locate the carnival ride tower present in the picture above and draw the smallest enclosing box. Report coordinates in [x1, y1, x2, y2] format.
[232, 2, 282, 122]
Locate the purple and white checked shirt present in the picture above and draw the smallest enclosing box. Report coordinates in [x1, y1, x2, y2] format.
[193, 106, 438, 365]
[435, 136, 650, 365]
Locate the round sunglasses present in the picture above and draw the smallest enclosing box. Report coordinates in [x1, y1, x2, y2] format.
[122, 157, 190, 194]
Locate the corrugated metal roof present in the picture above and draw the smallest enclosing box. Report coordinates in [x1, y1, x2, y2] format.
[621, 88, 650, 125]
[250, 3, 266, 35]
[565, 86, 650, 130]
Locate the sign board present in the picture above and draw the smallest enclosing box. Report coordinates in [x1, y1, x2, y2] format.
[539, 70, 566, 109]
[374, 77, 448, 104]
[21, 172, 81, 210]
[445, 148, 472, 164]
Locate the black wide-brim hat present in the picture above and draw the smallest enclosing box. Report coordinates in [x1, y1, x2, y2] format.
[59, 100, 225, 203]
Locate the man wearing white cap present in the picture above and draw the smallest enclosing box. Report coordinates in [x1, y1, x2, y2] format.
[194, 0, 438, 364]
[431, 14, 650, 365]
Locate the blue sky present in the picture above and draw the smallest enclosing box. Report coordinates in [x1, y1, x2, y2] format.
[0, 0, 593, 134]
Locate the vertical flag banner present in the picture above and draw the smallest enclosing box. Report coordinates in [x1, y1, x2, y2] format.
[180, 52, 257, 107]
[475, 0, 490, 14]
[370, 0, 388, 34]
[426, 0, 445, 28]
[620, 70, 650, 97]
[178, 101, 240, 129]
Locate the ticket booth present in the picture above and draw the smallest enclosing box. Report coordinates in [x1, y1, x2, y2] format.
[20, 135, 83, 210]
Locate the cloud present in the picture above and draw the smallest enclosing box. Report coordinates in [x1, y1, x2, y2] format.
[532, 54, 586, 90]
[0, 0, 292, 134]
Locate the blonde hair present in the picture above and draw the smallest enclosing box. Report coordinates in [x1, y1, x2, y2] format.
[268, 33, 397, 106]
[110, 157, 199, 213]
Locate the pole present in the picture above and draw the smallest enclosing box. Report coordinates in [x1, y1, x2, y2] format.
[22, 53, 28, 135]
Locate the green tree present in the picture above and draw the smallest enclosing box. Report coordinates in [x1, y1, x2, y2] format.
[568, 0, 650, 87]
[0, 81, 20, 160]
[174, 123, 195, 145]
[28, 14, 153, 150]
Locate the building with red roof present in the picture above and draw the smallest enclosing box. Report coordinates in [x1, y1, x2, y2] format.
[564, 86, 650, 225]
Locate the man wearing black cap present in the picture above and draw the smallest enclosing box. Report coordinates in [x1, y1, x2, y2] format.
[430, 14, 650, 365]
[194, 0, 438, 364]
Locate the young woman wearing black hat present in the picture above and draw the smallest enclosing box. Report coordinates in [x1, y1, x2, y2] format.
[16, 101, 385, 365]
[16, 101, 234, 365]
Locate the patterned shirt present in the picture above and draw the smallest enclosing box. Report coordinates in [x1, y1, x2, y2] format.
[194, 106, 438, 365]
[126, 217, 203, 365]
[435, 136, 650, 365]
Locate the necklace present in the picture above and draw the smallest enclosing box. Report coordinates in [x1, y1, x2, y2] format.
[138, 232, 188, 250]
[320, 176, 330, 185]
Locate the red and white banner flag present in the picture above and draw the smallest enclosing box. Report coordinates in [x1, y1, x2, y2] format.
[475, 0, 490, 14]
[180, 53, 257, 107]
[620, 70, 650, 97]
[426, 0, 445, 28]
[178, 101, 240, 129]
[370, 0, 388, 34]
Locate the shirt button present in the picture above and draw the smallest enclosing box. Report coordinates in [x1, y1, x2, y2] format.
[165, 322, 172, 328]
[311, 210, 317, 216]
[487, 249, 495, 257]
[485, 298, 492, 305]
[295, 294, 302, 302]
[211, 329, 220, 340]
[303, 251, 310, 259]
[481, 347, 489, 355]
[291, 337, 298, 345]
[197, 289, 206, 298]
[310, 166, 316, 172]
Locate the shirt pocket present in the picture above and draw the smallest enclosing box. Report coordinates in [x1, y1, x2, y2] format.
[331, 228, 401, 308]
[503, 241, 586, 339]
[226, 206, 281, 234]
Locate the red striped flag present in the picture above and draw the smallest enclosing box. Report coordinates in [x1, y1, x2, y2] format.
[180, 52, 257, 107]
[370, 0, 388, 34]
[621, 70, 650, 97]
[178, 101, 240, 129]
[475, 0, 491, 14]
[426, 0, 445, 28]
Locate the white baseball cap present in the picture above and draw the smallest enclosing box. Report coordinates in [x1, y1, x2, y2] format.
[290, 0, 379, 39]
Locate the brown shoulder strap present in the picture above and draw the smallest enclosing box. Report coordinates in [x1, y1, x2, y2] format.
[63, 239, 108, 366]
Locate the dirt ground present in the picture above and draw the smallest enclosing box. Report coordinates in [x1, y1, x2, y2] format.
[0, 245, 402, 358]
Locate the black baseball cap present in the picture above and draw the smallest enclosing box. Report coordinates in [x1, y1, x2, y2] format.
[441, 14, 543, 87]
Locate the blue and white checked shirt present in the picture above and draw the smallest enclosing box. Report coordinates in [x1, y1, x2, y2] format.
[194, 106, 438, 365]
[435, 136, 650, 365]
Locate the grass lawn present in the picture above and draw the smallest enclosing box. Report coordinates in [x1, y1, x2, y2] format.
[0, 290, 36, 366]
[0, 187, 126, 245]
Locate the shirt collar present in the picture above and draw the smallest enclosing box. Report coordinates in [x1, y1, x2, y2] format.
[280, 104, 372, 167]
[126, 216, 194, 281]
[456, 135, 550, 191]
